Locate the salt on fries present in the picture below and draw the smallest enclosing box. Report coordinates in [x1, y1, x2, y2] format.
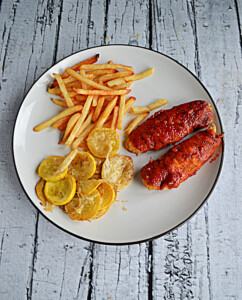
[34, 54, 167, 151]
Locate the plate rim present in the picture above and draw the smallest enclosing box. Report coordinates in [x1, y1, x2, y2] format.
[12, 44, 225, 246]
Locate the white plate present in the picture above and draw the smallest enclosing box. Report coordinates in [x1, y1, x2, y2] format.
[13, 45, 224, 245]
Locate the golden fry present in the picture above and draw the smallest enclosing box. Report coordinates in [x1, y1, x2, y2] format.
[58, 149, 78, 172]
[34, 105, 83, 132]
[80, 69, 88, 90]
[61, 113, 81, 143]
[53, 74, 74, 107]
[86, 69, 116, 76]
[130, 99, 168, 114]
[75, 95, 87, 102]
[94, 96, 118, 128]
[107, 78, 126, 87]
[52, 115, 71, 129]
[48, 87, 61, 95]
[148, 98, 168, 110]
[65, 96, 93, 146]
[126, 113, 149, 135]
[92, 95, 99, 107]
[61, 54, 99, 79]
[73, 88, 130, 96]
[124, 97, 136, 114]
[59, 91, 77, 98]
[51, 98, 68, 107]
[80, 64, 134, 73]
[112, 81, 133, 90]
[116, 95, 126, 130]
[124, 67, 154, 82]
[76, 108, 94, 137]
[66, 68, 111, 90]
[92, 96, 105, 122]
[111, 106, 119, 129]
[72, 124, 95, 149]
[98, 71, 132, 83]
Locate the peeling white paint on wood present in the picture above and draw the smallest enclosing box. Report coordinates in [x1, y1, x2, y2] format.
[0, 0, 241, 299]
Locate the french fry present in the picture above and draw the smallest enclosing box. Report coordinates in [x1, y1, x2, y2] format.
[48, 87, 61, 95]
[124, 97, 136, 114]
[76, 109, 94, 137]
[130, 99, 168, 114]
[65, 96, 93, 146]
[72, 124, 95, 150]
[80, 69, 88, 90]
[65, 81, 82, 89]
[52, 76, 78, 87]
[92, 96, 105, 122]
[129, 107, 149, 114]
[66, 68, 111, 90]
[59, 91, 77, 98]
[148, 98, 168, 110]
[61, 54, 99, 79]
[97, 71, 132, 83]
[51, 98, 68, 107]
[107, 78, 126, 87]
[124, 67, 154, 82]
[59, 120, 69, 131]
[116, 95, 126, 130]
[80, 64, 134, 73]
[125, 113, 149, 135]
[57, 149, 78, 172]
[111, 106, 119, 129]
[73, 88, 130, 96]
[61, 113, 81, 143]
[86, 69, 116, 76]
[52, 115, 71, 129]
[34, 105, 83, 132]
[92, 95, 99, 107]
[94, 96, 118, 128]
[112, 81, 133, 90]
[75, 95, 87, 102]
[53, 74, 74, 107]
[52, 76, 93, 88]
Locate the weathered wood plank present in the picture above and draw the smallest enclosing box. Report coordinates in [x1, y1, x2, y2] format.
[150, 1, 214, 299]
[104, 0, 150, 48]
[194, 0, 242, 298]
[90, 244, 149, 299]
[0, 1, 43, 298]
[31, 218, 91, 300]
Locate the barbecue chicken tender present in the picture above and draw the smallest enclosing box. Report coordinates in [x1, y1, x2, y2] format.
[126, 100, 213, 154]
[141, 124, 223, 190]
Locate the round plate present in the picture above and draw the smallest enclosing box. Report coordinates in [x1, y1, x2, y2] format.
[13, 45, 224, 245]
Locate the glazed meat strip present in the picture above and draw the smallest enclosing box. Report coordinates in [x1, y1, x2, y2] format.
[141, 124, 223, 191]
[126, 100, 213, 154]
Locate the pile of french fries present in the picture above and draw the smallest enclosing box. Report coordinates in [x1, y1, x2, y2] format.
[33, 54, 168, 149]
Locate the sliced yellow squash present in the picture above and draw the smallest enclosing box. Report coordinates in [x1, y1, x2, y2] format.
[92, 205, 110, 220]
[98, 182, 115, 210]
[101, 155, 133, 189]
[44, 174, 76, 205]
[38, 155, 68, 182]
[76, 179, 102, 195]
[86, 127, 120, 158]
[65, 189, 101, 220]
[68, 151, 96, 180]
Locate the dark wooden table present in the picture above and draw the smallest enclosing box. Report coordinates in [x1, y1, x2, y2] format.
[0, 0, 241, 299]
